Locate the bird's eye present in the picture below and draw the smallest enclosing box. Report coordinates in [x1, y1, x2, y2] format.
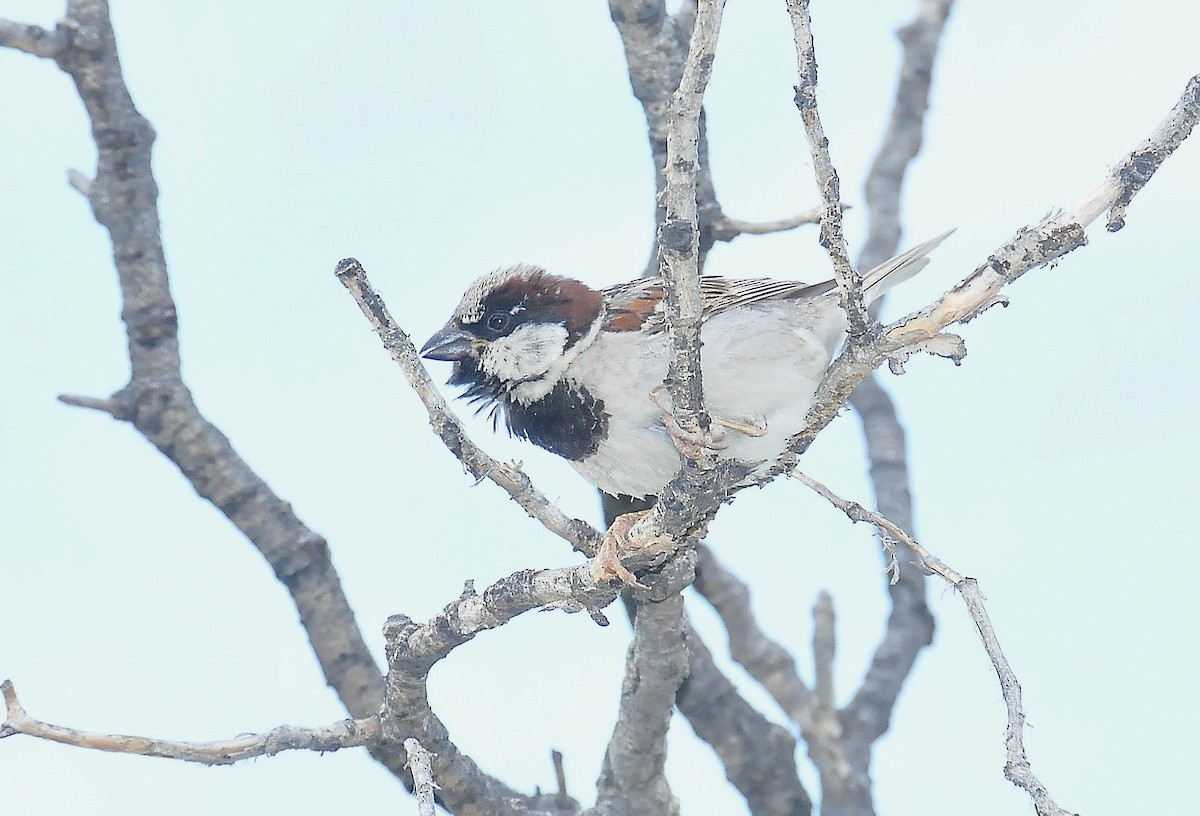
[484, 312, 511, 334]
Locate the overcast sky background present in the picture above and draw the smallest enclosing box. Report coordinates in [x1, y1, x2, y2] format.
[2, 1, 1198, 814]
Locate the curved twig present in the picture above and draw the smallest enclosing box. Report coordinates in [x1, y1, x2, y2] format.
[380, 567, 615, 816]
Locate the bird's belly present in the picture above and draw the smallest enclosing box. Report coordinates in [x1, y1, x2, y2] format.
[571, 418, 680, 499]
[569, 302, 841, 497]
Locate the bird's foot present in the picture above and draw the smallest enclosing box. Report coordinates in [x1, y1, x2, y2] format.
[649, 385, 728, 461]
[591, 509, 652, 590]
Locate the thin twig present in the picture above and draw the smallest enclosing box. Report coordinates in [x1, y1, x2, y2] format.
[785, 0, 871, 339]
[707, 204, 831, 240]
[403, 739, 437, 816]
[793, 472, 1077, 816]
[777, 73, 1200, 478]
[57, 393, 121, 416]
[0, 680, 378, 765]
[552, 750, 570, 805]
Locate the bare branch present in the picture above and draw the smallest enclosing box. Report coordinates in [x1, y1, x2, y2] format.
[692, 546, 814, 723]
[776, 73, 1200, 477]
[677, 616, 813, 816]
[1098, 74, 1200, 231]
[859, 0, 956, 273]
[608, 0, 732, 273]
[404, 739, 437, 816]
[694, 546, 862, 811]
[334, 257, 603, 557]
[811, 593, 835, 713]
[0, 680, 378, 765]
[380, 568, 610, 816]
[794, 473, 1078, 816]
[593, 557, 693, 816]
[1, 0, 385, 747]
[553, 750, 570, 803]
[785, 0, 871, 339]
[657, 0, 726, 440]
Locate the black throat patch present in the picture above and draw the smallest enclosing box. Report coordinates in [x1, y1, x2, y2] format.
[504, 379, 608, 461]
[450, 358, 608, 461]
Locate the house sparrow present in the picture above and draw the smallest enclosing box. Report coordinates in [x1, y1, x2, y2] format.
[421, 232, 950, 505]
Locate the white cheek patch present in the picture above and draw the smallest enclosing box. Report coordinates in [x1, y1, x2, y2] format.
[481, 322, 570, 384]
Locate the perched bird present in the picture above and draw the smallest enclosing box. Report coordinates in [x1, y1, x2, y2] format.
[421, 233, 949, 502]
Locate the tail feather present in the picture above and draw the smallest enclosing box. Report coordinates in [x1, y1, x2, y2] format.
[861, 229, 955, 305]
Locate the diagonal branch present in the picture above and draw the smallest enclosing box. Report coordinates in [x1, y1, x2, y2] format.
[774, 73, 1200, 480]
[335, 258, 602, 556]
[692, 546, 815, 724]
[786, 0, 871, 339]
[0, 0, 385, 752]
[693, 546, 852, 802]
[0, 680, 379, 765]
[677, 613, 813, 816]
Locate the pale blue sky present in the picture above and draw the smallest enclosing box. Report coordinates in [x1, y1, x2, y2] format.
[2, 2, 1197, 814]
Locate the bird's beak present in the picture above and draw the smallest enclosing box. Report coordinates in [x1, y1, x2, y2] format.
[420, 325, 476, 361]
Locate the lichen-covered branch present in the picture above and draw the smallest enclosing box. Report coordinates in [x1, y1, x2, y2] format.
[0, 680, 378, 765]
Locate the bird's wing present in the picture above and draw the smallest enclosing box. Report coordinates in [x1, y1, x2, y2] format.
[602, 276, 833, 333]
